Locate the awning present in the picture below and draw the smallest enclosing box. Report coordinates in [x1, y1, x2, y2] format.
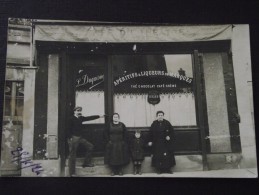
[34, 24, 232, 42]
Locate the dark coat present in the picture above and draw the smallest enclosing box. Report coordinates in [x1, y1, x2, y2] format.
[69, 115, 100, 137]
[149, 119, 176, 169]
[104, 122, 130, 166]
[130, 137, 145, 161]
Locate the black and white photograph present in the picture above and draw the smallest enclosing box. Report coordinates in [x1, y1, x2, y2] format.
[0, 18, 257, 178]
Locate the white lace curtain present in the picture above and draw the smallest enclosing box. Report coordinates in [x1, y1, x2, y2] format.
[114, 93, 197, 127]
[76, 91, 197, 126]
[76, 91, 105, 124]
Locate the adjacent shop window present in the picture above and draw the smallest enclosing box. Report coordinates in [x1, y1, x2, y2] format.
[74, 55, 105, 124]
[112, 55, 197, 127]
[1, 81, 24, 173]
[3, 81, 24, 123]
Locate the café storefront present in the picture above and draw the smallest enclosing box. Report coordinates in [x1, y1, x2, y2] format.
[2, 22, 248, 176]
[33, 23, 241, 176]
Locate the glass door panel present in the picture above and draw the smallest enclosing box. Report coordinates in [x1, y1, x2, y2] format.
[70, 54, 106, 156]
[73, 55, 105, 124]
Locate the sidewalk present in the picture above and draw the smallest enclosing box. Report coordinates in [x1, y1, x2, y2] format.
[85, 168, 258, 178]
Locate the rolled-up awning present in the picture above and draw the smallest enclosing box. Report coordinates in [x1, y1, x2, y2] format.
[34, 23, 232, 42]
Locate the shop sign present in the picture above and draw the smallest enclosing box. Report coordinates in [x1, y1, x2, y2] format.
[148, 90, 160, 105]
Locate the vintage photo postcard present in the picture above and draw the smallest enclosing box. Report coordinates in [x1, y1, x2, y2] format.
[0, 18, 257, 177]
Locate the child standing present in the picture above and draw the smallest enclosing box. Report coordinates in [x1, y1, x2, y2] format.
[130, 130, 145, 175]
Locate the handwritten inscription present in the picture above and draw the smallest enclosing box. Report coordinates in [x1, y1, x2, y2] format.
[11, 147, 44, 175]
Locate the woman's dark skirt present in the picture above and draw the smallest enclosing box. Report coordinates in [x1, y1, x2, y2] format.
[104, 141, 130, 166]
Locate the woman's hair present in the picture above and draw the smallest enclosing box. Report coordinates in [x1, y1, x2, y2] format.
[156, 110, 164, 116]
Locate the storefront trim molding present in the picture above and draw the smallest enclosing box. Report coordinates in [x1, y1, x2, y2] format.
[34, 24, 232, 43]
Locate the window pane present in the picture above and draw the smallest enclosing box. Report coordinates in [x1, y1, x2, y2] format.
[16, 82, 24, 117]
[4, 81, 24, 120]
[74, 56, 105, 124]
[113, 54, 196, 127]
[1, 81, 23, 172]
[4, 82, 12, 116]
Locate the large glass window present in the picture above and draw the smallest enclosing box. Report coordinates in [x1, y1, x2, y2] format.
[112, 55, 196, 127]
[1, 81, 24, 173]
[3, 81, 24, 123]
[73, 55, 105, 124]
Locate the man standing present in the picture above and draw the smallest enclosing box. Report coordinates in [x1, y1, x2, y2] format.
[68, 106, 104, 176]
[148, 111, 176, 174]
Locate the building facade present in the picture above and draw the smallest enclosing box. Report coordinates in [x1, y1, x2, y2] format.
[0, 20, 257, 177]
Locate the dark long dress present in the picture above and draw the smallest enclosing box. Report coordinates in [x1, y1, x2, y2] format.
[149, 119, 176, 169]
[104, 122, 130, 166]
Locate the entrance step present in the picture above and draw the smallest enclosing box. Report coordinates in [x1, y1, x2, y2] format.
[65, 157, 104, 166]
[65, 155, 203, 176]
[65, 165, 111, 176]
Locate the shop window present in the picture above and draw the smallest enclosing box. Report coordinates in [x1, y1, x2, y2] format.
[74, 55, 105, 124]
[3, 81, 24, 124]
[112, 55, 197, 127]
[1, 81, 24, 174]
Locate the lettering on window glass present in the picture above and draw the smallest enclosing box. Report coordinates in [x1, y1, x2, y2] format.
[113, 55, 197, 127]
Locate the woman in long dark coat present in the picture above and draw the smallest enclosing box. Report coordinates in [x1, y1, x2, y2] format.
[148, 111, 176, 174]
[104, 113, 130, 176]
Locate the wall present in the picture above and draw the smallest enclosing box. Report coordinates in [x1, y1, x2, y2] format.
[232, 25, 257, 168]
[203, 53, 231, 152]
[205, 25, 257, 171]
[2, 24, 61, 176]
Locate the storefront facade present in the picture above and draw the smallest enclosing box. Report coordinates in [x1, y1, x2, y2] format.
[0, 21, 256, 177]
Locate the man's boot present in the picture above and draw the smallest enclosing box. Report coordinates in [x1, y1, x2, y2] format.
[137, 165, 142, 175]
[133, 165, 137, 175]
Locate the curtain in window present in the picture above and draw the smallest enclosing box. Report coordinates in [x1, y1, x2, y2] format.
[76, 91, 196, 126]
[114, 93, 196, 127]
[76, 91, 105, 124]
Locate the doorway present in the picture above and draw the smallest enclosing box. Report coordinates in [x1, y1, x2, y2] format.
[70, 54, 107, 157]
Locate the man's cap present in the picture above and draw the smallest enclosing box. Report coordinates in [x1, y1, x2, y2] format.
[74, 106, 82, 111]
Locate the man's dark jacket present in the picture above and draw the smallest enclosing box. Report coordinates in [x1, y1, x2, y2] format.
[69, 115, 100, 137]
